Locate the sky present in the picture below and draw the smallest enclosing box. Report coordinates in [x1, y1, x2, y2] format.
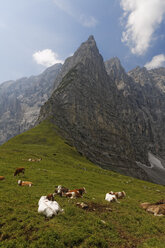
[0, 0, 165, 83]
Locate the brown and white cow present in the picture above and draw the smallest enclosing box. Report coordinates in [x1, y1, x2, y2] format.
[105, 193, 119, 203]
[0, 176, 5, 180]
[109, 191, 126, 199]
[66, 187, 86, 199]
[14, 167, 25, 176]
[18, 180, 33, 187]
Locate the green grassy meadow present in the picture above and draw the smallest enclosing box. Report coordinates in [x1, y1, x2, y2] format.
[0, 120, 165, 248]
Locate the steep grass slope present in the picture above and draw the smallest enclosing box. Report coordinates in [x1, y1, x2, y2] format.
[0, 121, 165, 248]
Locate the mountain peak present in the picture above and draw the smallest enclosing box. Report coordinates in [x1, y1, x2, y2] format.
[105, 57, 124, 71]
[105, 57, 127, 83]
[86, 35, 96, 45]
[52, 36, 103, 89]
[74, 35, 99, 59]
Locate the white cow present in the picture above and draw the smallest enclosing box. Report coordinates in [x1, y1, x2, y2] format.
[38, 196, 64, 218]
[105, 193, 119, 203]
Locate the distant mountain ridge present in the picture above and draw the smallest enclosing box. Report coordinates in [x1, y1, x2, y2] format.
[0, 63, 62, 145]
[38, 36, 165, 184]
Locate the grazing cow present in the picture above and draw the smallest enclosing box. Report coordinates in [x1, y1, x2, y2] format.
[105, 193, 119, 203]
[14, 167, 25, 176]
[109, 191, 126, 199]
[0, 176, 5, 180]
[38, 196, 64, 218]
[18, 180, 33, 187]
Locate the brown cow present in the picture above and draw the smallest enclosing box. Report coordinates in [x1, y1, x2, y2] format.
[14, 167, 25, 176]
[18, 180, 32, 187]
[0, 176, 5, 180]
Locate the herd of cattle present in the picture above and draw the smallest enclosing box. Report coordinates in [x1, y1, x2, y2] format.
[1, 166, 165, 218]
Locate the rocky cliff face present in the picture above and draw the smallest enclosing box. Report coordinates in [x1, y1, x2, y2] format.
[128, 66, 165, 161]
[0, 63, 62, 145]
[39, 36, 162, 181]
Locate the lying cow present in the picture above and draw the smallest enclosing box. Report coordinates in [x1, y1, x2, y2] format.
[105, 193, 119, 203]
[109, 191, 126, 199]
[14, 167, 25, 176]
[28, 158, 42, 162]
[0, 176, 5, 180]
[65, 187, 86, 199]
[18, 180, 33, 187]
[54, 185, 69, 196]
[38, 196, 64, 218]
[140, 201, 165, 216]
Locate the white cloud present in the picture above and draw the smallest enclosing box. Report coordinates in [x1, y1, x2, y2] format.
[33, 49, 63, 67]
[145, 54, 165, 70]
[53, 0, 98, 27]
[120, 0, 165, 55]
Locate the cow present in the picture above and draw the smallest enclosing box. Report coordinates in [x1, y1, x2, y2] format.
[105, 193, 119, 203]
[14, 167, 25, 176]
[65, 191, 81, 199]
[140, 202, 165, 216]
[54, 185, 69, 196]
[109, 191, 126, 199]
[0, 176, 5, 180]
[28, 158, 42, 162]
[38, 196, 64, 218]
[18, 180, 33, 187]
[65, 188, 86, 199]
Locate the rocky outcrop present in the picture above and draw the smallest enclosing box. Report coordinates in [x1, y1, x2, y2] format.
[0, 63, 62, 145]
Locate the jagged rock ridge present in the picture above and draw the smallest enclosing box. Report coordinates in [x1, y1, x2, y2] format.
[0, 63, 62, 145]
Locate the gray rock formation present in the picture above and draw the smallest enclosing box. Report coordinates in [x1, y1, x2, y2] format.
[128, 66, 165, 161]
[38, 36, 155, 181]
[0, 63, 62, 145]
